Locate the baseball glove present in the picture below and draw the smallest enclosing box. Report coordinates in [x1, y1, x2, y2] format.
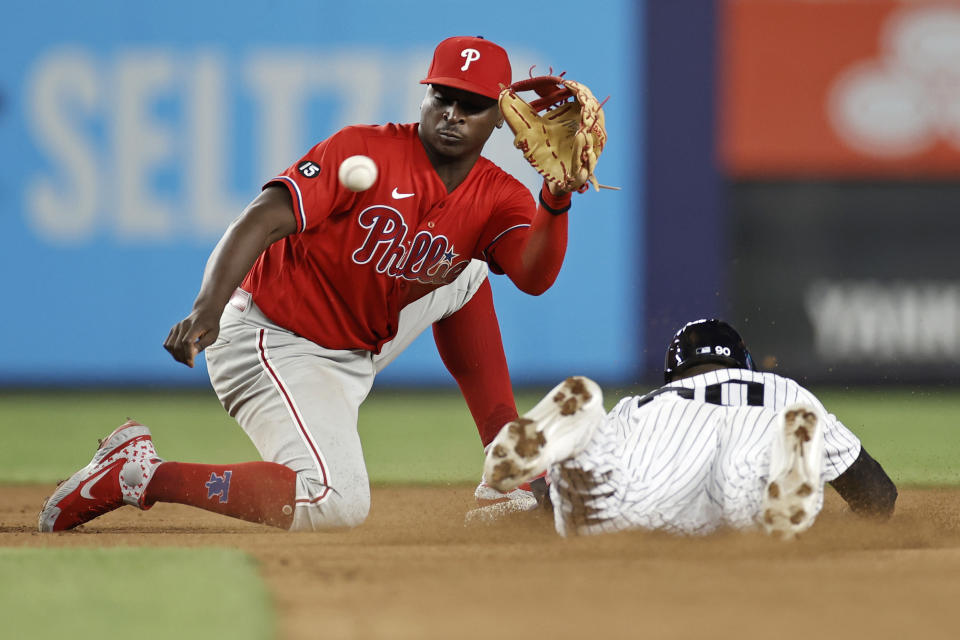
[498, 74, 611, 193]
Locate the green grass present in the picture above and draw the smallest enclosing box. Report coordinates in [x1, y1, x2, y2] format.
[0, 385, 956, 640]
[0, 547, 273, 640]
[0, 391, 261, 484]
[814, 388, 960, 486]
[1, 385, 958, 486]
[0, 387, 488, 485]
[358, 388, 485, 483]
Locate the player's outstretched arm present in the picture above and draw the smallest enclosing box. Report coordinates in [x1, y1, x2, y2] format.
[828, 446, 898, 519]
[164, 186, 298, 367]
[433, 278, 519, 446]
[489, 182, 572, 296]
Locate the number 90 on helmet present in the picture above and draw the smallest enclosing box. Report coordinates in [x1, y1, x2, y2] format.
[663, 319, 756, 383]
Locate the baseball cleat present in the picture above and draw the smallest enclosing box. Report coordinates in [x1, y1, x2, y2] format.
[483, 376, 604, 493]
[38, 420, 164, 532]
[761, 404, 825, 540]
[474, 480, 539, 510]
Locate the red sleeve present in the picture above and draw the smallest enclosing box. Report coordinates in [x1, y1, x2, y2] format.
[477, 177, 538, 271]
[262, 128, 364, 233]
[432, 278, 518, 447]
[485, 181, 571, 295]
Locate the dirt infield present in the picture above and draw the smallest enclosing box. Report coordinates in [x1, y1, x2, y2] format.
[3, 485, 960, 640]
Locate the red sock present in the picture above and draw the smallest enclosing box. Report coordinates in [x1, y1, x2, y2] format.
[144, 461, 297, 529]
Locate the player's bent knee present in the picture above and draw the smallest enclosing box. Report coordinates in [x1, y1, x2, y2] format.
[288, 474, 371, 531]
[290, 502, 369, 531]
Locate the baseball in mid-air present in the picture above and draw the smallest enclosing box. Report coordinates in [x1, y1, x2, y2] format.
[338, 155, 378, 192]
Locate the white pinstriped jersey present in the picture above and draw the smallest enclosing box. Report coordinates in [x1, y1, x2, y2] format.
[548, 370, 861, 537]
[649, 368, 861, 480]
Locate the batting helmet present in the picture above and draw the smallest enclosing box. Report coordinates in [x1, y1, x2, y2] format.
[663, 319, 756, 383]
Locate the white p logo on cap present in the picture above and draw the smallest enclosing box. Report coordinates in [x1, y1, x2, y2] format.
[460, 48, 481, 71]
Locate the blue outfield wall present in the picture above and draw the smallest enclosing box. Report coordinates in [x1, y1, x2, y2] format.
[0, 1, 641, 387]
[642, 1, 723, 381]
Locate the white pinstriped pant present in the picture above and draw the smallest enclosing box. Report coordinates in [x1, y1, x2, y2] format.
[549, 396, 823, 537]
[205, 260, 488, 531]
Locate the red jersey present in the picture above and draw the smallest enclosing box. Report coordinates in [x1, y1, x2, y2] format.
[241, 123, 536, 353]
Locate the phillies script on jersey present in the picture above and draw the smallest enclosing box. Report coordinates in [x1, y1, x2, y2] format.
[241, 123, 536, 353]
[351, 204, 466, 284]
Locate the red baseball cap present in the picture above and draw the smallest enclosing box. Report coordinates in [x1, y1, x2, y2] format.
[420, 36, 512, 100]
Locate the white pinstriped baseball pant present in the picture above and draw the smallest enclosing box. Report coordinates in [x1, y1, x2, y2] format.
[205, 260, 488, 531]
[549, 397, 823, 537]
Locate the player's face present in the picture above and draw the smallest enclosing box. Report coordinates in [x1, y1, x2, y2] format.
[419, 85, 502, 159]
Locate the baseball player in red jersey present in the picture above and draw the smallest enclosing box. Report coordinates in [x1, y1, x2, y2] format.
[39, 36, 579, 532]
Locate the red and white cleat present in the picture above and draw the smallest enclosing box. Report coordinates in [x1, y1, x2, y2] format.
[38, 420, 163, 532]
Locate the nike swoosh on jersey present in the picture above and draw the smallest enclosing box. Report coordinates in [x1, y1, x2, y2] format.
[80, 466, 115, 499]
[391, 188, 415, 199]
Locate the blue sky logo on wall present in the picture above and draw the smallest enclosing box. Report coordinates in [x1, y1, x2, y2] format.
[0, 0, 636, 386]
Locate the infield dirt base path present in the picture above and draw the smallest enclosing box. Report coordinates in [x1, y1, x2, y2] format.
[3, 485, 960, 640]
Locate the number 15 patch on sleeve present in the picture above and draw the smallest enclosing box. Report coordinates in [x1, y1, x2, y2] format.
[298, 161, 321, 178]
